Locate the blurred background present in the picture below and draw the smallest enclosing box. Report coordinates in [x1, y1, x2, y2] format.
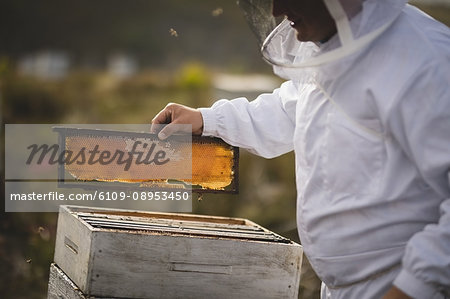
[0, 0, 448, 298]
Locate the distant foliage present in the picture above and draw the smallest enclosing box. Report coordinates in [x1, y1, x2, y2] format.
[177, 62, 211, 90]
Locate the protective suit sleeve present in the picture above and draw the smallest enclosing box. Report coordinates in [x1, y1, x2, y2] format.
[199, 80, 297, 158]
[387, 60, 450, 298]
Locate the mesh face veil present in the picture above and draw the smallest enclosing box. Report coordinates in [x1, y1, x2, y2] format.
[237, 0, 278, 46]
[240, 0, 408, 78]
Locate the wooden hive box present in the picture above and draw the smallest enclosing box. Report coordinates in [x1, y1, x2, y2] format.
[53, 205, 303, 298]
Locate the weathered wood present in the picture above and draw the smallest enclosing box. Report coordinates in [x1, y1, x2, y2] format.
[54, 206, 94, 293]
[54, 205, 303, 298]
[78, 214, 290, 243]
[47, 263, 87, 299]
[48, 263, 119, 299]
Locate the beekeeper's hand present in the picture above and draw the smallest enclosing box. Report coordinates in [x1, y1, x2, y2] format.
[151, 103, 203, 140]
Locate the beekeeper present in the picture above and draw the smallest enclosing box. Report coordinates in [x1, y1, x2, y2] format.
[151, 0, 450, 298]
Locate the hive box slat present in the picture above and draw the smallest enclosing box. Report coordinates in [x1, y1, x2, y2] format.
[54, 205, 303, 298]
[48, 263, 116, 299]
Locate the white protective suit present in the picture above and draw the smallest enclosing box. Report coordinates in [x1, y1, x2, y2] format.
[199, 0, 450, 298]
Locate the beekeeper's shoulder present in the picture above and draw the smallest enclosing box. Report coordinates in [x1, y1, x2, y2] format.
[390, 5, 449, 67]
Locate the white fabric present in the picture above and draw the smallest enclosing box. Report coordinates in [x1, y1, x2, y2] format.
[323, 0, 354, 46]
[199, 4, 450, 299]
[262, 0, 408, 71]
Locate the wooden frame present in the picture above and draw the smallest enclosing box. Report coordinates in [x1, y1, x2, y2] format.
[54, 205, 303, 298]
[53, 126, 239, 194]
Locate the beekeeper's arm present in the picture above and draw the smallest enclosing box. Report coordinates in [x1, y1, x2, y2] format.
[152, 80, 297, 158]
[386, 61, 450, 298]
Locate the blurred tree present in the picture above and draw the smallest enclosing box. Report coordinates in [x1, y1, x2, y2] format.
[0, 0, 272, 72]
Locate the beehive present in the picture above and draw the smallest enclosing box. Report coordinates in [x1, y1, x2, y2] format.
[53, 205, 303, 298]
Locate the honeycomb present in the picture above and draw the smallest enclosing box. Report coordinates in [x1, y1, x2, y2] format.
[64, 134, 236, 191]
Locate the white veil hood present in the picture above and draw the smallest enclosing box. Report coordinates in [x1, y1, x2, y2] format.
[261, 0, 408, 81]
